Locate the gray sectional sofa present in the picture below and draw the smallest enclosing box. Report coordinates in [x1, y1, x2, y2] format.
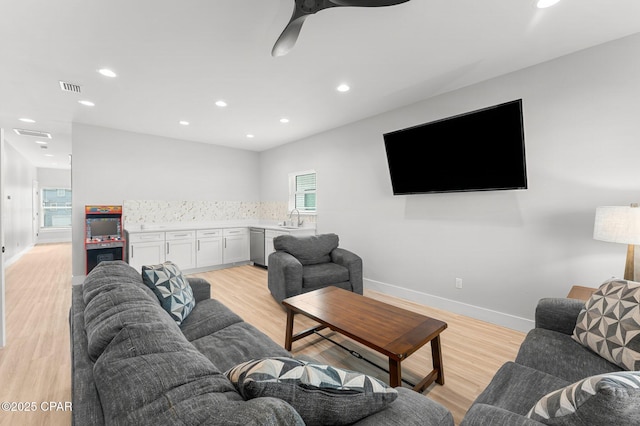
[70, 261, 454, 425]
[460, 296, 640, 425]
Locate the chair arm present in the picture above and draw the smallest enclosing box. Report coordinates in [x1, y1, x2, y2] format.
[268, 251, 303, 303]
[535, 298, 585, 335]
[187, 277, 211, 302]
[331, 248, 363, 294]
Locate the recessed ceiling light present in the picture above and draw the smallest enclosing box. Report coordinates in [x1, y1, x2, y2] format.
[246, 134, 255, 138]
[19, 118, 36, 123]
[215, 100, 228, 107]
[179, 120, 190, 126]
[35, 140, 48, 145]
[337, 84, 350, 92]
[536, 0, 560, 8]
[98, 68, 117, 78]
[78, 100, 95, 107]
[280, 118, 290, 124]
[44, 154, 54, 157]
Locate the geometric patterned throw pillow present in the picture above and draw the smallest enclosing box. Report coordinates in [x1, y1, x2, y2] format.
[526, 371, 640, 425]
[225, 357, 398, 426]
[572, 278, 640, 371]
[141, 261, 195, 325]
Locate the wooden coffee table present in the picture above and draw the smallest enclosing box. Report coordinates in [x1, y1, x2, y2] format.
[282, 286, 447, 391]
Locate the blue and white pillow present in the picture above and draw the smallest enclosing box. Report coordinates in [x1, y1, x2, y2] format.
[527, 371, 640, 425]
[141, 261, 195, 324]
[226, 356, 397, 426]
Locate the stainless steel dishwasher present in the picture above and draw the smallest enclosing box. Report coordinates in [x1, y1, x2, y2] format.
[249, 227, 266, 267]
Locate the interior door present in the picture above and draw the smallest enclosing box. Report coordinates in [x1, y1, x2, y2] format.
[1, 129, 6, 347]
[32, 180, 39, 242]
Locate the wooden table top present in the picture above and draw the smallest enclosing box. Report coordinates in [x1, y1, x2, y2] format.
[282, 286, 448, 361]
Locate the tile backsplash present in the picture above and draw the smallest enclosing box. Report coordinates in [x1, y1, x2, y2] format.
[123, 200, 315, 225]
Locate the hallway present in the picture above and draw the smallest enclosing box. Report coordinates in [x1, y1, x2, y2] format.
[0, 243, 72, 426]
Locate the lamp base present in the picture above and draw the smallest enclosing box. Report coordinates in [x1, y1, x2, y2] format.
[624, 244, 635, 281]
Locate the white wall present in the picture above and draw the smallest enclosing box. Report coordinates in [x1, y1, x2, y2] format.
[259, 33, 640, 331]
[3, 141, 36, 265]
[37, 167, 72, 244]
[71, 124, 260, 279]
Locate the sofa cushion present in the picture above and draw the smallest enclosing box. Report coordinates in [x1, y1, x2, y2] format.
[142, 261, 195, 325]
[83, 260, 157, 306]
[302, 262, 350, 288]
[274, 233, 339, 265]
[84, 273, 175, 362]
[471, 362, 570, 416]
[94, 322, 304, 425]
[572, 278, 640, 371]
[190, 322, 291, 372]
[225, 356, 398, 426]
[526, 371, 640, 425]
[179, 298, 244, 342]
[516, 328, 622, 383]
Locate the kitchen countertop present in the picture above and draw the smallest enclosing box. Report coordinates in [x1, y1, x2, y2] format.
[124, 221, 315, 233]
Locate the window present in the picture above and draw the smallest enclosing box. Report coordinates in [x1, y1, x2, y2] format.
[41, 188, 72, 228]
[289, 170, 316, 213]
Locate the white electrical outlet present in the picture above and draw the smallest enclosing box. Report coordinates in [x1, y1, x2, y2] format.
[455, 278, 463, 289]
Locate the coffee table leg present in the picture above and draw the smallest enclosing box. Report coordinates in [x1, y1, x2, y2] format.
[432, 335, 444, 385]
[389, 358, 402, 388]
[285, 307, 294, 351]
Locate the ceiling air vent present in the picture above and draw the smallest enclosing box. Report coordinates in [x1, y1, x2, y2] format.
[13, 128, 52, 138]
[59, 80, 81, 93]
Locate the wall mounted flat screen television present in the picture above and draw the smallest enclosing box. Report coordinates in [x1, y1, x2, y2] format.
[383, 99, 527, 195]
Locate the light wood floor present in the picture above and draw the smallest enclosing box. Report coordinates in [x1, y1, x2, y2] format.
[0, 243, 525, 425]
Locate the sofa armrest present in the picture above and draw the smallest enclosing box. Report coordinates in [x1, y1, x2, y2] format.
[331, 248, 363, 294]
[535, 298, 585, 335]
[268, 251, 303, 303]
[187, 277, 211, 303]
[353, 388, 454, 426]
[460, 404, 543, 426]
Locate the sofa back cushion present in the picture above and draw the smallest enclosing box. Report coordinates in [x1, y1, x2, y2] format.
[83, 261, 176, 361]
[527, 371, 640, 425]
[94, 322, 305, 425]
[274, 233, 339, 266]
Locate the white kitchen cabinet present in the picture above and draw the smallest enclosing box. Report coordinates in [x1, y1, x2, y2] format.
[223, 228, 249, 264]
[165, 230, 196, 270]
[196, 229, 223, 268]
[127, 232, 165, 273]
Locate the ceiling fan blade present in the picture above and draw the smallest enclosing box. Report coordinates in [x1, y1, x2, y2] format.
[272, 14, 310, 57]
[329, 0, 411, 6]
[272, 0, 410, 57]
[272, 0, 337, 57]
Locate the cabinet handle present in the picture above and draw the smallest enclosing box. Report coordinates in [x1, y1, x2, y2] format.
[198, 240, 200, 251]
[167, 242, 170, 254]
[131, 246, 134, 258]
[224, 238, 227, 248]
[173, 233, 189, 237]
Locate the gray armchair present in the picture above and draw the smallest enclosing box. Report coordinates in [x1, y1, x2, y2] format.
[267, 233, 363, 303]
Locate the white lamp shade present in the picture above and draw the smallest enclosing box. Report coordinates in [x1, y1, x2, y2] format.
[594, 206, 640, 245]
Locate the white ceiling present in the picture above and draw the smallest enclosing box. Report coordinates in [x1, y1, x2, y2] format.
[1, 0, 639, 170]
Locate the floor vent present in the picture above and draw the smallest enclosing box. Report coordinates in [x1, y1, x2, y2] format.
[59, 80, 81, 93]
[13, 128, 52, 138]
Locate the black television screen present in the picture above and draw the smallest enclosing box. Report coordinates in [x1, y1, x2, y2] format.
[383, 99, 527, 195]
[88, 218, 120, 238]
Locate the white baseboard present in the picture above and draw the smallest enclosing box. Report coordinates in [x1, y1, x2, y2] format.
[364, 278, 534, 333]
[4, 245, 35, 268]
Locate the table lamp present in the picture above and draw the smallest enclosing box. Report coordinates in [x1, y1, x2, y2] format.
[593, 203, 640, 281]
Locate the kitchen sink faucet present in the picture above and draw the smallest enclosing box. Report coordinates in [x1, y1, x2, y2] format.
[289, 208, 302, 227]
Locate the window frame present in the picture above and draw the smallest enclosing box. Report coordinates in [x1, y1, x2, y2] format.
[288, 169, 317, 215]
[40, 187, 72, 229]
